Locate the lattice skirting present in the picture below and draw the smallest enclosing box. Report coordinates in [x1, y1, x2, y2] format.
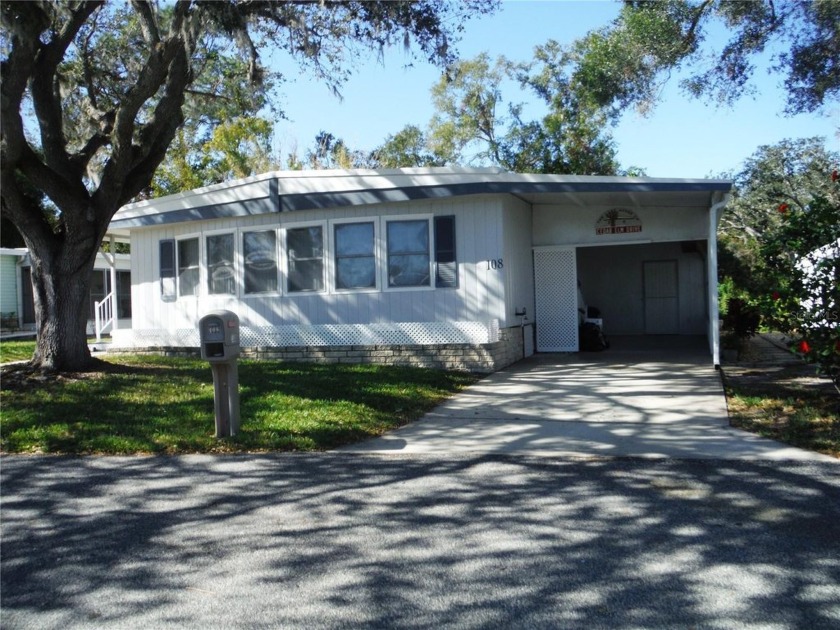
[112, 320, 500, 349]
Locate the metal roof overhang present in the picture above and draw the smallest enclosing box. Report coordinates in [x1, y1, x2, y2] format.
[109, 172, 732, 230]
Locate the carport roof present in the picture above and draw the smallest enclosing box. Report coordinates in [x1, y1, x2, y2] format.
[109, 167, 732, 231]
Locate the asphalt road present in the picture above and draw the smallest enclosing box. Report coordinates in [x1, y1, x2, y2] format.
[2, 453, 839, 629]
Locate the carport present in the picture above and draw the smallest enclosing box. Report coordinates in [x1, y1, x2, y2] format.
[525, 180, 730, 364]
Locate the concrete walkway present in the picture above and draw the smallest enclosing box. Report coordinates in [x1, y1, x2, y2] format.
[345, 336, 835, 461]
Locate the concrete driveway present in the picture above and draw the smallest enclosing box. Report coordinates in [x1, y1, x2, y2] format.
[345, 336, 835, 461]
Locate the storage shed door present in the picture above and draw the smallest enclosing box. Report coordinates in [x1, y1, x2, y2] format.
[534, 248, 578, 352]
[644, 260, 679, 334]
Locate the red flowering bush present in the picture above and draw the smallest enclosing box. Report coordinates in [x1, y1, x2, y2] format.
[758, 173, 840, 387]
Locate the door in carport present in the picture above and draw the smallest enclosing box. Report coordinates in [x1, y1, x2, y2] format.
[643, 260, 679, 334]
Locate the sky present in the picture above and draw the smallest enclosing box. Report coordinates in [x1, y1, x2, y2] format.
[272, 0, 839, 178]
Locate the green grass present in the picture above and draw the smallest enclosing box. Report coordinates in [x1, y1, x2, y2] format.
[0, 355, 478, 454]
[0, 340, 36, 364]
[723, 371, 839, 459]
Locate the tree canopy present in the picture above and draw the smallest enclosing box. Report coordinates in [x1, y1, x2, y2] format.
[567, 0, 840, 117]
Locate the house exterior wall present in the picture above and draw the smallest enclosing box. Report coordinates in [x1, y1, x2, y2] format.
[128, 195, 510, 333]
[0, 253, 20, 324]
[501, 196, 535, 326]
[532, 204, 708, 247]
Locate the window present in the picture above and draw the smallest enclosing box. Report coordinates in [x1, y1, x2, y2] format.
[178, 238, 200, 297]
[434, 215, 457, 288]
[243, 230, 278, 294]
[387, 219, 430, 288]
[287, 226, 324, 292]
[159, 240, 176, 299]
[334, 222, 376, 290]
[207, 233, 235, 295]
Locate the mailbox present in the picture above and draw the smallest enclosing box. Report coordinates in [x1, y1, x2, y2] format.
[198, 310, 241, 438]
[199, 310, 240, 362]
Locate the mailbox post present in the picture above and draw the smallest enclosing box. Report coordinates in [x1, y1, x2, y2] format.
[198, 310, 241, 438]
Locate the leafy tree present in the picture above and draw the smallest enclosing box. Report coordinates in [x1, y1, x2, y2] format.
[152, 116, 275, 196]
[395, 51, 620, 174]
[718, 138, 838, 301]
[372, 125, 447, 168]
[757, 173, 839, 386]
[305, 131, 375, 170]
[568, 0, 840, 116]
[0, 0, 496, 371]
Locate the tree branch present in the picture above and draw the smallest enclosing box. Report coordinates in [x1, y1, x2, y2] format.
[131, 0, 161, 45]
[30, 1, 103, 176]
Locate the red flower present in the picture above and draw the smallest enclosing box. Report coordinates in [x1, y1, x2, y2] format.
[772, 291, 781, 301]
[832, 169, 838, 182]
[798, 340, 811, 354]
[778, 203, 790, 214]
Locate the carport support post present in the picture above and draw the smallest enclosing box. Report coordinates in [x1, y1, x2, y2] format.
[708, 193, 730, 367]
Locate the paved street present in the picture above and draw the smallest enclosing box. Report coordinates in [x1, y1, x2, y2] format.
[2, 454, 839, 629]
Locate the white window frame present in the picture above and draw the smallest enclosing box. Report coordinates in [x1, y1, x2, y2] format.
[330, 217, 380, 293]
[176, 233, 202, 299]
[241, 227, 280, 297]
[281, 220, 327, 295]
[382, 214, 434, 292]
[205, 229, 238, 297]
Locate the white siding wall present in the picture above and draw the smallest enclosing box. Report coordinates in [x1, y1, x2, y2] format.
[130, 196, 508, 331]
[501, 197, 534, 327]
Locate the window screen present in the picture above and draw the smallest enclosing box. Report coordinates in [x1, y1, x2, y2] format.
[243, 231, 278, 294]
[334, 222, 376, 289]
[207, 233, 235, 295]
[387, 219, 430, 287]
[287, 226, 324, 292]
[177, 238, 199, 297]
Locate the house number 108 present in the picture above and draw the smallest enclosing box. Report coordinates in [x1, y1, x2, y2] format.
[487, 259, 504, 270]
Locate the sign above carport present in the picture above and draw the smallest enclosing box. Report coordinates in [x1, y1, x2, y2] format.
[595, 208, 643, 235]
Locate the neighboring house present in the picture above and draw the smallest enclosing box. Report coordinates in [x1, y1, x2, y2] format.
[107, 167, 732, 372]
[797, 238, 840, 327]
[0, 247, 132, 337]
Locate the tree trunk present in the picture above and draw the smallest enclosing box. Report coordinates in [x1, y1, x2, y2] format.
[29, 246, 97, 372]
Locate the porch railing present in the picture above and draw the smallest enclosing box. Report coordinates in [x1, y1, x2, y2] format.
[94, 291, 114, 342]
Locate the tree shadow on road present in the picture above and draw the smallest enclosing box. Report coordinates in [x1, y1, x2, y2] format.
[2, 454, 839, 628]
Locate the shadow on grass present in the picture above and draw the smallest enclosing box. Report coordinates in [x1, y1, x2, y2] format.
[0, 356, 477, 454]
[1, 455, 839, 628]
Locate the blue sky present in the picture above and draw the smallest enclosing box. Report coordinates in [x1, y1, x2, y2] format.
[273, 0, 839, 178]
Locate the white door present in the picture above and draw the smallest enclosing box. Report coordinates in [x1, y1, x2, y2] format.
[534, 248, 578, 352]
[644, 260, 679, 334]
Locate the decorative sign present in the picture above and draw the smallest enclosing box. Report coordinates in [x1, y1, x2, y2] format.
[595, 208, 642, 235]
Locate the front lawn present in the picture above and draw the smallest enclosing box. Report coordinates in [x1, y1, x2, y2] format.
[0, 340, 36, 364]
[722, 366, 839, 459]
[0, 355, 477, 454]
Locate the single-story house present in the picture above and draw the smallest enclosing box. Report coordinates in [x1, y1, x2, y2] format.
[107, 167, 732, 372]
[0, 247, 132, 338]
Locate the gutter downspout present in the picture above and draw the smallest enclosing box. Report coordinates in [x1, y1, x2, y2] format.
[708, 192, 731, 368]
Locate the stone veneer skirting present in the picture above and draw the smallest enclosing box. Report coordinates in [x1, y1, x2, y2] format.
[107, 326, 527, 374]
